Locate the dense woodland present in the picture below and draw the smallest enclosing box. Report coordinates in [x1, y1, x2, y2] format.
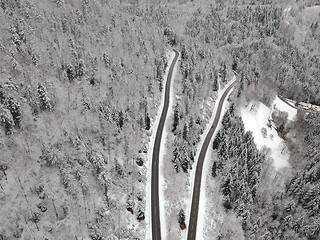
[213, 103, 320, 239]
[0, 0, 319, 239]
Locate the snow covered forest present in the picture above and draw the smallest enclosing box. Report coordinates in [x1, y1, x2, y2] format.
[0, 0, 319, 239]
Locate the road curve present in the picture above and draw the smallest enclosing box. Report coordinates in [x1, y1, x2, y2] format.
[277, 94, 299, 110]
[187, 80, 237, 240]
[151, 50, 179, 240]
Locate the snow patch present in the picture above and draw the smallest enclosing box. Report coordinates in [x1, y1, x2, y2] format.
[283, 6, 292, 25]
[272, 95, 297, 121]
[241, 101, 290, 170]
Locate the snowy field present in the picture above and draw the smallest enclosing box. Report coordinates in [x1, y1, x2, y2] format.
[273, 96, 297, 121]
[241, 95, 298, 170]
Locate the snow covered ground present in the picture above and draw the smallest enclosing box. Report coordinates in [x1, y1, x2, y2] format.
[203, 159, 245, 240]
[273, 96, 297, 121]
[145, 50, 178, 240]
[186, 76, 237, 240]
[241, 95, 297, 170]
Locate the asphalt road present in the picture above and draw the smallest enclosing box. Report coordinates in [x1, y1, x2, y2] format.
[151, 50, 179, 240]
[186, 80, 237, 240]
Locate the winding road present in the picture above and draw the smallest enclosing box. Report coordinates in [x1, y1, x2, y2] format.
[151, 49, 179, 240]
[186, 79, 237, 240]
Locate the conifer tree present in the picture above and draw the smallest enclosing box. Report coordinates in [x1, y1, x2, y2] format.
[6, 97, 21, 128]
[212, 161, 217, 177]
[0, 106, 14, 135]
[172, 104, 179, 133]
[178, 209, 186, 225]
[66, 63, 75, 82]
[38, 84, 53, 111]
[183, 124, 188, 141]
[145, 113, 150, 130]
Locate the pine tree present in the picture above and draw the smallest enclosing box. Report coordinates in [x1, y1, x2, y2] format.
[212, 131, 221, 149]
[172, 105, 179, 133]
[126, 191, 134, 214]
[145, 113, 150, 130]
[219, 61, 227, 83]
[213, 74, 219, 91]
[76, 59, 86, 78]
[0, 106, 14, 135]
[232, 60, 237, 71]
[181, 157, 189, 173]
[212, 161, 217, 177]
[183, 124, 188, 141]
[181, 45, 188, 60]
[114, 159, 123, 177]
[172, 145, 180, 173]
[38, 84, 53, 111]
[6, 97, 21, 128]
[66, 63, 75, 82]
[222, 176, 232, 197]
[178, 209, 186, 225]
[116, 110, 124, 129]
[0, 85, 5, 104]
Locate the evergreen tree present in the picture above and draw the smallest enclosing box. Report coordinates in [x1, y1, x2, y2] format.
[178, 209, 186, 225]
[76, 59, 86, 78]
[172, 104, 179, 133]
[222, 176, 232, 197]
[66, 63, 75, 82]
[219, 61, 227, 83]
[116, 110, 124, 129]
[6, 97, 21, 128]
[0, 85, 5, 104]
[213, 74, 219, 91]
[38, 84, 53, 111]
[183, 124, 188, 141]
[212, 161, 217, 177]
[0, 106, 14, 135]
[114, 159, 123, 177]
[212, 131, 221, 149]
[145, 113, 150, 130]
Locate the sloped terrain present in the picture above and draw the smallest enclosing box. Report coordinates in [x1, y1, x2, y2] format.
[0, 1, 168, 239]
[0, 0, 319, 239]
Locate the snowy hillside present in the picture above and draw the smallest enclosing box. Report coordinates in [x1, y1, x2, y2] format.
[240, 96, 297, 170]
[0, 1, 169, 239]
[0, 0, 319, 239]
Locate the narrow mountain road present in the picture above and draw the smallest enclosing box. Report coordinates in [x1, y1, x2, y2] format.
[277, 94, 299, 110]
[151, 50, 179, 240]
[187, 79, 237, 240]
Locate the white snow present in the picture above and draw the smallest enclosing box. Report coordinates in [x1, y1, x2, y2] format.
[241, 100, 291, 170]
[146, 50, 179, 240]
[283, 6, 292, 25]
[272, 95, 297, 121]
[185, 76, 237, 240]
